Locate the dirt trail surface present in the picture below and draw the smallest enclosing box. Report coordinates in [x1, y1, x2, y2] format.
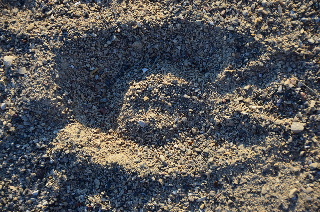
[0, 0, 319, 211]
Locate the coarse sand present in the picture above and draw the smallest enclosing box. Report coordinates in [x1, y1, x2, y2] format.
[0, 0, 319, 211]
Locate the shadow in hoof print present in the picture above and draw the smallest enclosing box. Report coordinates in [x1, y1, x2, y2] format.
[54, 19, 267, 146]
[0, 0, 35, 8]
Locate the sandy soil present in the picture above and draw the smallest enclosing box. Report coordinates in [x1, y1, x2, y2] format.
[0, 0, 319, 211]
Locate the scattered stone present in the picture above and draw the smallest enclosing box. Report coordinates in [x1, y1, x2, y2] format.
[142, 68, 148, 74]
[138, 120, 148, 128]
[143, 96, 149, 101]
[305, 187, 313, 194]
[291, 122, 305, 133]
[32, 190, 39, 196]
[309, 100, 316, 109]
[289, 188, 299, 198]
[0, 1, 319, 212]
[290, 166, 301, 174]
[191, 127, 198, 134]
[159, 155, 165, 161]
[3, 56, 15, 68]
[188, 195, 195, 202]
[26, 23, 35, 31]
[309, 163, 319, 170]
[181, 117, 187, 122]
[208, 157, 214, 163]
[197, 197, 206, 202]
[1, 103, 6, 110]
[18, 67, 27, 75]
[261, 185, 269, 195]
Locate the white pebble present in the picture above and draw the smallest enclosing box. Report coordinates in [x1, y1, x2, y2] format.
[289, 188, 298, 198]
[1, 103, 6, 110]
[138, 120, 148, 128]
[18, 67, 27, 75]
[142, 68, 148, 74]
[291, 122, 305, 133]
[3, 56, 15, 68]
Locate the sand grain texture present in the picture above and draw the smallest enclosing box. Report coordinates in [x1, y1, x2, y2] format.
[0, 0, 319, 211]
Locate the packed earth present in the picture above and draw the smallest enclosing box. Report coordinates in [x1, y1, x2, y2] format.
[0, 0, 319, 211]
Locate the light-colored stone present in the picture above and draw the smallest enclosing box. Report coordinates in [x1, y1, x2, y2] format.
[197, 197, 206, 202]
[142, 68, 148, 74]
[138, 120, 148, 128]
[261, 185, 269, 194]
[305, 187, 313, 193]
[289, 188, 298, 198]
[1, 103, 6, 110]
[309, 163, 319, 170]
[3, 56, 16, 68]
[18, 67, 27, 75]
[291, 122, 305, 133]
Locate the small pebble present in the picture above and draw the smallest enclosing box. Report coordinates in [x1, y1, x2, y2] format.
[138, 120, 148, 128]
[181, 117, 187, 122]
[188, 196, 195, 202]
[1, 103, 6, 110]
[242, 10, 249, 16]
[18, 67, 27, 75]
[309, 100, 316, 108]
[3, 56, 15, 68]
[200, 203, 205, 209]
[142, 68, 148, 74]
[191, 127, 198, 134]
[308, 38, 315, 44]
[158, 154, 165, 161]
[32, 191, 39, 196]
[289, 188, 298, 198]
[291, 122, 305, 133]
[261, 185, 269, 194]
[305, 187, 313, 193]
[197, 197, 206, 202]
[309, 163, 319, 170]
[290, 166, 301, 174]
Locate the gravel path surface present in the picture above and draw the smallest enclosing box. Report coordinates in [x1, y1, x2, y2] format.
[0, 0, 319, 211]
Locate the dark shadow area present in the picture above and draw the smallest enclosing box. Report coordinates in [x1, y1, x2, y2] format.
[0, 0, 35, 8]
[117, 79, 268, 145]
[0, 28, 43, 74]
[1, 98, 68, 140]
[43, 150, 267, 211]
[2, 134, 315, 211]
[54, 19, 265, 145]
[0, 28, 43, 65]
[0, 29, 46, 139]
[215, 112, 267, 144]
[0, 29, 33, 54]
[0, 29, 47, 140]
